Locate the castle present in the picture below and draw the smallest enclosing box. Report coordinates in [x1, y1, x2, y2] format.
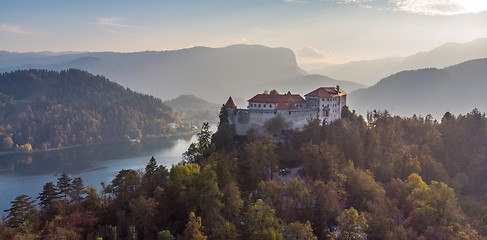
[225, 86, 347, 136]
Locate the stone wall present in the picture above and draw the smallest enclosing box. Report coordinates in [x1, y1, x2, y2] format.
[231, 108, 319, 136]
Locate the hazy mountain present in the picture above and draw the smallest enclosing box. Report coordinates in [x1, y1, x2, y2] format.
[0, 45, 308, 103]
[164, 95, 220, 121]
[310, 38, 487, 86]
[349, 58, 487, 119]
[0, 69, 178, 150]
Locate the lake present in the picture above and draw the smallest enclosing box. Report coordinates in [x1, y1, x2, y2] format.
[0, 133, 199, 212]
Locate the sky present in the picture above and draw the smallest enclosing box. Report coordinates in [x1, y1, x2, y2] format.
[1, 0, 487, 65]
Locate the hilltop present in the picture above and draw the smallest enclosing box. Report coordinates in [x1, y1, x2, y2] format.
[164, 95, 220, 122]
[0, 69, 179, 151]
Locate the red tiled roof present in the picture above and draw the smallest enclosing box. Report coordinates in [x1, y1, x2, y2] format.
[248, 91, 305, 104]
[275, 101, 289, 110]
[224, 97, 237, 108]
[305, 86, 347, 98]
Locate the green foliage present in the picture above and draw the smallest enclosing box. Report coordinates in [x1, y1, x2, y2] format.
[244, 200, 283, 240]
[283, 221, 317, 240]
[167, 163, 223, 233]
[212, 220, 237, 240]
[240, 136, 278, 190]
[107, 169, 140, 208]
[211, 105, 234, 151]
[83, 185, 102, 214]
[142, 156, 169, 197]
[3, 108, 487, 239]
[311, 180, 341, 238]
[336, 207, 368, 240]
[264, 115, 288, 136]
[183, 122, 214, 164]
[57, 173, 72, 201]
[299, 141, 343, 181]
[163, 94, 219, 121]
[343, 162, 385, 212]
[0, 69, 178, 151]
[129, 196, 158, 239]
[157, 230, 175, 240]
[4, 194, 40, 237]
[69, 177, 84, 205]
[38, 182, 59, 209]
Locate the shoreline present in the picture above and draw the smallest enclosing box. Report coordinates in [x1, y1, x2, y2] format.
[0, 129, 198, 157]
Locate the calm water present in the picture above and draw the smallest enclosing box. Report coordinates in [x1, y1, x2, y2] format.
[0, 133, 199, 212]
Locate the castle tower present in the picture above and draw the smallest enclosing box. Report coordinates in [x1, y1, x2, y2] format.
[224, 96, 237, 126]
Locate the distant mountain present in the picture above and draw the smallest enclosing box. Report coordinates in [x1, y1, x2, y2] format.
[310, 38, 487, 86]
[164, 95, 220, 121]
[0, 45, 309, 104]
[348, 58, 487, 119]
[0, 69, 179, 151]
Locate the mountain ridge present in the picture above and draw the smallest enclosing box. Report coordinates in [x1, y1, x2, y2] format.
[348, 58, 487, 119]
[0, 44, 308, 103]
[309, 38, 487, 86]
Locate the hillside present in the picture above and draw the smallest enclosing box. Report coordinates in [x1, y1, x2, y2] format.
[310, 38, 487, 86]
[164, 95, 220, 121]
[348, 58, 487, 119]
[0, 69, 179, 151]
[0, 45, 307, 103]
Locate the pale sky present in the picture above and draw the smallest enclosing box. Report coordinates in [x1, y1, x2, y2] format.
[1, 0, 487, 64]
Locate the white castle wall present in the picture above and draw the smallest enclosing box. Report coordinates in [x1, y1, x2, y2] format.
[231, 108, 319, 136]
[227, 91, 347, 136]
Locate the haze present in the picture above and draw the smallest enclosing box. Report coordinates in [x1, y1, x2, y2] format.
[1, 0, 487, 65]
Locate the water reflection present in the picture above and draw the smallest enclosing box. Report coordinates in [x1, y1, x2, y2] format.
[0, 134, 195, 212]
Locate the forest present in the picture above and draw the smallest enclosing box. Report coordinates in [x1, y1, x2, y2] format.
[1, 106, 487, 240]
[0, 69, 181, 152]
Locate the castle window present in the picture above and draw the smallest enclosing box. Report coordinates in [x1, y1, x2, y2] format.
[259, 104, 261, 107]
[264, 104, 266, 108]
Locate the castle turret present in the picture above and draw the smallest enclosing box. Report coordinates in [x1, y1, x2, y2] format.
[224, 97, 237, 126]
[224, 97, 237, 108]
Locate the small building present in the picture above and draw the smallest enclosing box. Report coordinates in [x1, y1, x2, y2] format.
[225, 86, 347, 136]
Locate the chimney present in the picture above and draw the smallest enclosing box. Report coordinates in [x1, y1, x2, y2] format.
[336, 85, 340, 93]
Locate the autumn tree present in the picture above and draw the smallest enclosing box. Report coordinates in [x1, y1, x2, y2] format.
[129, 196, 158, 239]
[243, 200, 283, 240]
[335, 207, 368, 240]
[283, 221, 317, 240]
[182, 212, 207, 240]
[311, 180, 341, 238]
